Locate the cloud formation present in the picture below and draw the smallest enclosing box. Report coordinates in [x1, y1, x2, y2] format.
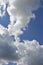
[6, 0, 40, 39]
[0, 0, 40, 39]
[17, 40, 43, 65]
[0, 30, 43, 65]
[0, 25, 43, 65]
[0, 0, 43, 65]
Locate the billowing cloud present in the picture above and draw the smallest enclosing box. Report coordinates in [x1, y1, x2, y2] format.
[0, 26, 43, 65]
[0, 31, 43, 65]
[16, 40, 43, 65]
[0, 0, 40, 39]
[0, 25, 20, 63]
[7, 0, 40, 39]
[0, 0, 43, 65]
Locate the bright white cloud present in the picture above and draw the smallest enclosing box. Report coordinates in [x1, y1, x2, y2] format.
[0, 0, 40, 39]
[7, 0, 40, 39]
[16, 40, 43, 65]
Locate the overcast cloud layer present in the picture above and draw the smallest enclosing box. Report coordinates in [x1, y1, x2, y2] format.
[0, 0, 43, 65]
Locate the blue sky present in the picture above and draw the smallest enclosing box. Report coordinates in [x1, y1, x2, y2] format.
[20, 7, 43, 45]
[0, 11, 10, 28]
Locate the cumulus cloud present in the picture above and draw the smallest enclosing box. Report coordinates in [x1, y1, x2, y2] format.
[0, 26, 19, 65]
[0, 0, 40, 39]
[0, 25, 43, 65]
[0, 0, 43, 65]
[0, 33, 43, 65]
[16, 40, 43, 65]
[7, 0, 40, 39]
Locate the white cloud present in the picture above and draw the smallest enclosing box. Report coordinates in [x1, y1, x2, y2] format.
[0, 25, 7, 35]
[0, 0, 43, 65]
[7, 0, 40, 39]
[16, 40, 43, 65]
[0, 34, 43, 65]
[0, 25, 43, 65]
[0, 0, 40, 39]
[0, 0, 6, 17]
[0, 26, 20, 64]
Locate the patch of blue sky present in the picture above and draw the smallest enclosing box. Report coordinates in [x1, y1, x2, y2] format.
[19, 7, 43, 45]
[0, 9, 10, 28]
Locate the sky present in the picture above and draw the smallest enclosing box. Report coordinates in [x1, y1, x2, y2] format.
[0, 1, 43, 45]
[20, 7, 43, 45]
[0, 0, 43, 65]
